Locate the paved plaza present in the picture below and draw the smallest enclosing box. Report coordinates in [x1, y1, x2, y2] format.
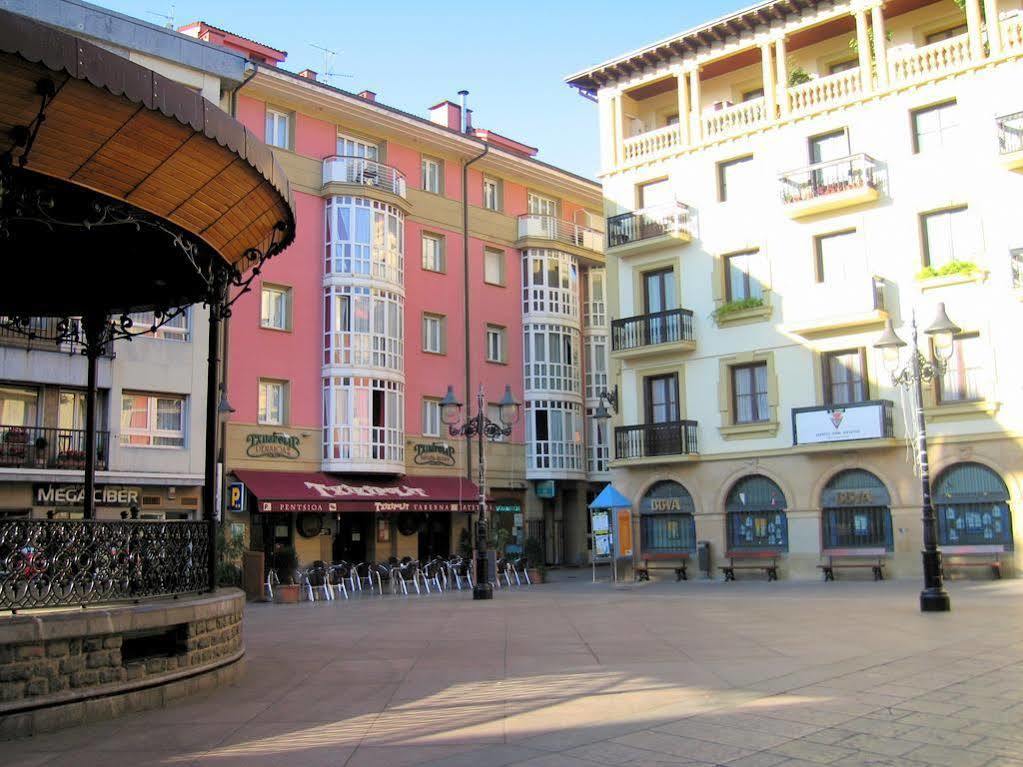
[7, 573, 1023, 767]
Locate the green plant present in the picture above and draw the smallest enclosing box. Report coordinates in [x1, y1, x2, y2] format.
[271, 544, 298, 585]
[916, 260, 979, 280]
[216, 526, 246, 587]
[787, 67, 812, 86]
[524, 537, 547, 581]
[712, 296, 766, 321]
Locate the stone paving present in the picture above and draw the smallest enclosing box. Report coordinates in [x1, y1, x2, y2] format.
[6, 572, 1023, 766]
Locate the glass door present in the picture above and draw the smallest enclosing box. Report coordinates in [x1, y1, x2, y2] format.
[645, 374, 681, 455]
[337, 133, 380, 186]
[809, 130, 850, 192]
[528, 193, 559, 239]
[644, 268, 677, 345]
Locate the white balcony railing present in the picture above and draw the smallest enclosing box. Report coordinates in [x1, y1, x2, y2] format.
[622, 124, 682, 164]
[1003, 15, 1023, 54]
[888, 33, 971, 87]
[779, 154, 883, 207]
[785, 276, 887, 330]
[787, 68, 862, 117]
[703, 97, 768, 140]
[322, 156, 407, 198]
[517, 214, 604, 254]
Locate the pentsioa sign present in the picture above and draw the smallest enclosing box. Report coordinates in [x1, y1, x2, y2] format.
[34, 484, 141, 507]
[412, 442, 456, 466]
[245, 431, 301, 460]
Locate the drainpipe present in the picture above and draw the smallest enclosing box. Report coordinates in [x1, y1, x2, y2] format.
[229, 65, 258, 118]
[460, 90, 488, 483]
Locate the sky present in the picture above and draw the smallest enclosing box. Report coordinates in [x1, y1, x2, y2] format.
[94, 0, 739, 179]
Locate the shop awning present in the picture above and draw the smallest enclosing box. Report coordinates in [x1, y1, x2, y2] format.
[232, 470, 485, 513]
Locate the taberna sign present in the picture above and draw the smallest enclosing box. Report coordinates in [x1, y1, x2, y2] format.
[34, 484, 141, 507]
[412, 441, 456, 466]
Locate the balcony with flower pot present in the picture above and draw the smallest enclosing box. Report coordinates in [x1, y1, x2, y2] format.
[779, 154, 884, 219]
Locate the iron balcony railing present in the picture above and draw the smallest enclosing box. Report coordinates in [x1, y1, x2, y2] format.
[998, 111, 1023, 154]
[615, 420, 698, 460]
[0, 425, 110, 471]
[516, 214, 604, 253]
[779, 153, 882, 206]
[322, 156, 407, 198]
[607, 201, 695, 248]
[611, 308, 695, 352]
[0, 519, 210, 611]
[0, 316, 114, 357]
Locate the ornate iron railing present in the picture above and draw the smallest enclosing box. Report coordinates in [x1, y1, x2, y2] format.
[779, 154, 882, 206]
[611, 307, 695, 352]
[0, 425, 109, 471]
[0, 519, 210, 611]
[615, 420, 698, 460]
[998, 111, 1023, 154]
[607, 201, 695, 248]
[0, 316, 115, 357]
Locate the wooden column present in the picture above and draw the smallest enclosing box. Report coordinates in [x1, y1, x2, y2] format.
[688, 68, 702, 143]
[871, 4, 889, 88]
[760, 42, 776, 121]
[775, 37, 789, 117]
[855, 8, 873, 93]
[965, 0, 985, 60]
[676, 69, 690, 145]
[985, 0, 1002, 56]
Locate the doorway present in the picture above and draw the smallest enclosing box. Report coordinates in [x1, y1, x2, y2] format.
[417, 513, 451, 560]
[333, 514, 371, 563]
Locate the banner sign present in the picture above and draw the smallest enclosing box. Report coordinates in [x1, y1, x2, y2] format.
[245, 431, 301, 459]
[34, 484, 140, 507]
[412, 442, 456, 466]
[793, 402, 887, 445]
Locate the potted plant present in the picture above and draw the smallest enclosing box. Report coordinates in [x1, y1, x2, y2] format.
[34, 436, 47, 467]
[56, 449, 86, 469]
[272, 545, 300, 603]
[0, 428, 27, 467]
[524, 537, 547, 585]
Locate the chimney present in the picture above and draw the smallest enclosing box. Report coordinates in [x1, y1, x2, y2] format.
[465, 108, 473, 132]
[458, 90, 469, 134]
[299, 69, 318, 81]
[358, 90, 377, 102]
[429, 100, 462, 131]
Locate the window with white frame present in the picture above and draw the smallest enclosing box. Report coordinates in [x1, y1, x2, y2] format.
[120, 393, 185, 447]
[525, 400, 584, 472]
[422, 398, 441, 437]
[486, 325, 506, 363]
[128, 308, 190, 341]
[584, 268, 606, 328]
[421, 156, 442, 194]
[524, 323, 581, 394]
[522, 249, 579, 318]
[323, 285, 404, 372]
[422, 234, 444, 272]
[324, 196, 404, 285]
[487, 403, 508, 441]
[265, 107, 290, 149]
[717, 155, 755, 202]
[260, 285, 290, 330]
[423, 314, 445, 354]
[921, 206, 974, 270]
[912, 101, 959, 153]
[258, 380, 287, 425]
[584, 334, 608, 402]
[484, 247, 505, 285]
[483, 177, 500, 210]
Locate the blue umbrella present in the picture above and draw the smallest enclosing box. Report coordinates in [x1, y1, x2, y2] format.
[589, 484, 631, 509]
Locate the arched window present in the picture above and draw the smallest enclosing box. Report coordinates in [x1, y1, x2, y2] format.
[821, 469, 892, 551]
[640, 481, 696, 554]
[725, 475, 788, 551]
[933, 463, 1013, 548]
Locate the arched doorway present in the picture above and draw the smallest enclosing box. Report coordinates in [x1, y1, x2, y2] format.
[725, 475, 788, 550]
[639, 481, 696, 555]
[821, 469, 893, 551]
[933, 463, 1013, 548]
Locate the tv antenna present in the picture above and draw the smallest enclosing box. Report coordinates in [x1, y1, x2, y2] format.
[309, 43, 354, 83]
[147, 3, 176, 29]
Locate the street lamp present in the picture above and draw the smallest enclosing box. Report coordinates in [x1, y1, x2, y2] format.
[873, 301, 960, 613]
[441, 383, 521, 600]
[592, 385, 619, 422]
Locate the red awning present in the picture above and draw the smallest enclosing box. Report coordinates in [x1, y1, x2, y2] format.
[232, 470, 484, 513]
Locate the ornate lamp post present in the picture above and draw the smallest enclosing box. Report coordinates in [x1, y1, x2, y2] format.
[873, 301, 960, 613]
[440, 383, 521, 600]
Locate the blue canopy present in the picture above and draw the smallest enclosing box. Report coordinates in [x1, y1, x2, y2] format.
[589, 484, 632, 510]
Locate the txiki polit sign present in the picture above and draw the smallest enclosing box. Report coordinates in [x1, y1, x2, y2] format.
[246, 431, 301, 460]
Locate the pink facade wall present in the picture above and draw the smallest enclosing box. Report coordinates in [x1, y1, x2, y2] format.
[236, 96, 265, 141]
[297, 113, 335, 158]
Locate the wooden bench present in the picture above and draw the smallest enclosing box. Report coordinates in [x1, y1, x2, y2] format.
[719, 550, 779, 581]
[635, 552, 690, 582]
[818, 548, 887, 581]
[941, 544, 1004, 579]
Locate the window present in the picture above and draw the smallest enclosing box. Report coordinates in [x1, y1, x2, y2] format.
[742, 87, 765, 102]
[120, 393, 185, 447]
[487, 404, 507, 441]
[829, 59, 858, 74]
[527, 192, 558, 217]
[260, 285, 290, 330]
[809, 129, 849, 165]
[484, 247, 505, 285]
[422, 234, 444, 272]
[921, 207, 973, 270]
[926, 24, 968, 45]
[934, 463, 1013, 547]
[0, 385, 38, 426]
[258, 380, 287, 425]
[822, 349, 868, 405]
[58, 390, 95, 431]
[486, 325, 506, 363]
[265, 107, 290, 149]
[645, 374, 680, 424]
[726, 475, 788, 551]
[638, 178, 672, 210]
[483, 177, 500, 211]
[421, 156, 442, 194]
[422, 398, 441, 437]
[717, 155, 754, 202]
[732, 363, 769, 424]
[128, 309, 190, 341]
[1012, 247, 1023, 289]
[814, 230, 860, 284]
[423, 314, 445, 354]
[913, 101, 959, 153]
[937, 332, 983, 403]
[725, 251, 764, 301]
[823, 508, 892, 549]
[336, 133, 379, 160]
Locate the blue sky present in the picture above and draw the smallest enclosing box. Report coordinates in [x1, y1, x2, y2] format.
[96, 0, 738, 178]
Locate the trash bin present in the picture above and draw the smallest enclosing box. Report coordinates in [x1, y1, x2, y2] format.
[697, 541, 711, 577]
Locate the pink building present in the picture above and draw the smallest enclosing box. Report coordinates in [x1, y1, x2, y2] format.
[182, 24, 608, 568]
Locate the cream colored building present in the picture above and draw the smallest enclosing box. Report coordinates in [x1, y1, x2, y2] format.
[568, 0, 1023, 578]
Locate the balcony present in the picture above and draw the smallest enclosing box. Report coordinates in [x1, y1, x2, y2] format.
[321, 156, 408, 207]
[0, 317, 114, 357]
[611, 308, 696, 360]
[0, 425, 110, 471]
[622, 124, 682, 165]
[515, 215, 604, 263]
[606, 202, 695, 255]
[703, 97, 769, 141]
[998, 111, 1023, 171]
[779, 155, 883, 219]
[615, 421, 698, 462]
[785, 276, 888, 337]
[887, 33, 971, 88]
[792, 400, 894, 447]
[787, 68, 862, 118]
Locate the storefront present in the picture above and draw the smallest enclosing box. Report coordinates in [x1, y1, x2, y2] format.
[639, 481, 696, 557]
[725, 475, 789, 552]
[933, 462, 1014, 550]
[0, 481, 200, 520]
[820, 469, 893, 551]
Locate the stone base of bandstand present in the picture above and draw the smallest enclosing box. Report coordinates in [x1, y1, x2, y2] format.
[0, 589, 245, 740]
